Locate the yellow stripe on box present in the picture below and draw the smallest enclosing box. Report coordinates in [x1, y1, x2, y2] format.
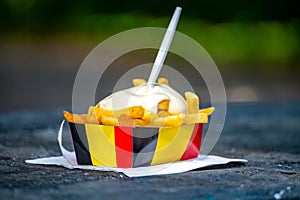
[151, 124, 195, 165]
[85, 124, 117, 167]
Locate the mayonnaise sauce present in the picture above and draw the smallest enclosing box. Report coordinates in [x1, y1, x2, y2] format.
[99, 84, 187, 114]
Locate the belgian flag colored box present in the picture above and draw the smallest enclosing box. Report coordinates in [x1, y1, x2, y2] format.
[68, 123, 203, 168]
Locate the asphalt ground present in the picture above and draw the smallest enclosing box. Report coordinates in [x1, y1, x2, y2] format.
[0, 102, 299, 199]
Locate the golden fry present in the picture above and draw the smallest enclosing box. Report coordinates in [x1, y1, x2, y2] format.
[85, 114, 100, 124]
[151, 114, 183, 127]
[158, 77, 169, 85]
[157, 110, 170, 117]
[134, 118, 150, 126]
[72, 115, 86, 124]
[142, 109, 157, 124]
[63, 110, 100, 124]
[63, 110, 74, 122]
[96, 106, 121, 118]
[158, 100, 169, 111]
[64, 81, 215, 127]
[128, 106, 144, 119]
[132, 78, 146, 87]
[164, 114, 183, 127]
[96, 104, 146, 119]
[150, 117, 166, 127]
[94, 104, 102, 123]
[63, 111, 86, 124]
[199, 107, 215, 115]
[183, 113, 208, 124]
[88, 106, 95, 115]
[118, 114, 133, 126]
[96, 107, 114, 117]
[101, 115, 118, 126]
[185, 92, 199, 114]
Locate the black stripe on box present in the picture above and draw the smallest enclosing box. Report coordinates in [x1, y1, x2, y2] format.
[132, 127, 159, 167]
[69, 123, 92, 165]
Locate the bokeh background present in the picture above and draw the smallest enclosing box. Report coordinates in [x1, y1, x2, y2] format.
[1, 0, 299, 111]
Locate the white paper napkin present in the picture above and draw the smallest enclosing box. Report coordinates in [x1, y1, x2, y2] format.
[25, 120, 247, 177]
[26, 154, 247, 177]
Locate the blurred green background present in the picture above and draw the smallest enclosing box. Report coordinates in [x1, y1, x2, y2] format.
[0, 0, 299, 111]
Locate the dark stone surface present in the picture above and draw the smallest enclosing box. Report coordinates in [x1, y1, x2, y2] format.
[0, 102, 299, 199]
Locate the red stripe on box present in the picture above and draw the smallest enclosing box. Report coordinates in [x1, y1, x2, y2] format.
[180, 123, 203, 160]
[114, 126, 133, 168]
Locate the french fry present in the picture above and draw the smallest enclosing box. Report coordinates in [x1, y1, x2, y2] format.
[88, 106, 95, 115]
[150, 117, 166, 127]
[63, 111, 86, 124]
[85, 114, 100, 124]
[185, 92, 199, 114]
[72, 115, 86, 124]
[183, 113, 208, 124]
[158, 100, 169, 111]
[94, 104, 102, 123]
[157, 110, 170, 117]
[118, 114, 134, 126]
[142, 109, 157, 124]
[128, 106, 144, 119]
[158, 77, 169, 85]
[95, 106, 114, 117]
[164, 114, 183, 127]
[101, 115, 118, 126]
[64, 110, 100, 124]
[151, 114, 183, 127]
[63, 110, 74, 122]
[96, 104, 145, 119]
[96, 106, 122, 118]
[132, 78, 146, 87]
[134, 118, 150, 126]
[199, 107, 215, 115]
[64, 76, 215, 128]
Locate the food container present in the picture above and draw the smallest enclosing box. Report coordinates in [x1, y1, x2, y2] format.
[67, 122, 203, 168]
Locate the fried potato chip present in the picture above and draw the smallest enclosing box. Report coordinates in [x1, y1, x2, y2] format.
[199, 107, 215, 115]
[128, 106, 144, 119]
[183, 113, 208, 124]
[101, 115, 118, 126]
[94, 104, 102, 123]
[96, 104, 145, 120]
[132, 78, 146, 87]
[85, 114, 100, 124]
[88, 106, 95, 115]
[133, 118, 150, 126]
[185, 92, 199, 114]
[63, 111, 87, 124]
[118, 114, 133, 126]
[96, 107, 114, 117]
[65, 110, 100, 124]
[72, 115, 86, 124]
[95, 105, 122, 118]
[157, 110, 170, 117]
[158, 77, 169, 85]
[65, 80, 214, 127]
[151, 114, 183, 127]
[63, 110, 74, 122]
[164, 114, 183, 127]
[142, 109, 157, 123]
[150, 117, 166, 127]
[158, 100, 169, 111]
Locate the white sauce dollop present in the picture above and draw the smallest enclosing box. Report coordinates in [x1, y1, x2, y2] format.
[99, 84, 186, 114]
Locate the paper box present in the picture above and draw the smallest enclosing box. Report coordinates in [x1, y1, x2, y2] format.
[68, 123, 203, 168]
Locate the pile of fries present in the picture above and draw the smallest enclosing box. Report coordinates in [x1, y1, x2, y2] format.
[63, 78, 214, 127]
